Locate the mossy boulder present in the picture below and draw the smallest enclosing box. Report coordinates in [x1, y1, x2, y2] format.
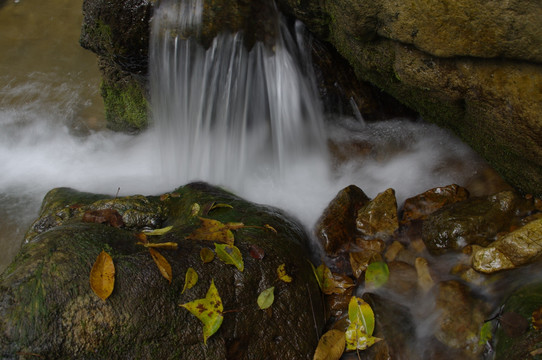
[0, 183, 324, 359]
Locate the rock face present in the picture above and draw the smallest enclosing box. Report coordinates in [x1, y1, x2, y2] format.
[276, 0, 542, 196]
[0, 183, 324, 359]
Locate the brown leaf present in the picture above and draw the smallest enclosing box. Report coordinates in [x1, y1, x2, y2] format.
[90, 250, 115, 301]
[321, 265, 355, 295]
[149, 248, 172, 283]
[248, 245, 265, 260]
[135, 232, 148, 244]
[83, 209, 124, 228]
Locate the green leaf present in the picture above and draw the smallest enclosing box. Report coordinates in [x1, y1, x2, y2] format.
[365, 261, 389, 289]
[143, 226, 173, 236]
[257, 287, 275, 309]
[479, 321, 492, 345]
[215, 243, 244, 272]
[180, 280, 223, 344]
[200, 247, 215, 263]
[348, 296, 375, 336]
[181, 267, 198, 294]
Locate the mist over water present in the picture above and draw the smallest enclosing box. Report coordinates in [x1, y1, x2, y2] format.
[0, 0, 488, 274]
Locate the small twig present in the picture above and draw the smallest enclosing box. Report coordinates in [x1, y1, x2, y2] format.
[306, 284, 319, 343]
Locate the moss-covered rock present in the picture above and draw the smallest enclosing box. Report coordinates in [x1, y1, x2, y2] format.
[0, 183, 324, 359]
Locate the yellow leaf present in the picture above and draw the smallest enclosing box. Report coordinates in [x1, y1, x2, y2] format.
[348, 296, 375, 336]
[210, 203, 234, 211]
[533, 306, 542, 330]
[148, 248, 172, 283]
[345, 323, 380, 351]
[143, 226, 173, 236]
[308, 261, 323, 290]
[215, 243, 244, 272]
[138, 241, 178, 250]
[180, 280, 223, 344]
[186, 218, 235, 245]
[90, 250, 115, 301]
[190, 203, 201, 217]
[182, 267, 198, 294]
[277, 263, 293, 283]
[313, 329, 345, 360]
[200, 247, 215, 263]
[257, 287, 275, 309]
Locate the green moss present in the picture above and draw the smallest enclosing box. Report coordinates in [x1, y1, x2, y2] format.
[101, 80, 148, 133]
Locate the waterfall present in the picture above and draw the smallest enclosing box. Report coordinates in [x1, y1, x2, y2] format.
[149, 0, 327, 188]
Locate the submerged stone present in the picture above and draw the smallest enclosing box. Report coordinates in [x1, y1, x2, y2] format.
[422, 191, 527, 255]
[0, 182, 324, 359]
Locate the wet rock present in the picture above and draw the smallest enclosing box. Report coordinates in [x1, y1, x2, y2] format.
[472, 218, 542, 273]
[434, 280, 489, 358]
[356, 188, 398, 239]
[383, 261, 418, 299]
[278, 0, 542, 197]
[401, 184, 469, 225]
[494, 281, 542, 360]
[422, 191, 527, 255]
[0, 182, 324, 359]
[315, 185, 370, 255]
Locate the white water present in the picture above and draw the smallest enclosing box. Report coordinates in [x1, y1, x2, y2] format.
[0, 0, 490, 273]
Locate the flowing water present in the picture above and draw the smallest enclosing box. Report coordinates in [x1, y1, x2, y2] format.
[0, 0, 493, 275]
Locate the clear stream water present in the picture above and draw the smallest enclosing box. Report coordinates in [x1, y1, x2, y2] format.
[0, 0, 490, 279]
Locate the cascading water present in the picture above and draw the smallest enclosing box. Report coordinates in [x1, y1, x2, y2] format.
[150, 0, 326, 189]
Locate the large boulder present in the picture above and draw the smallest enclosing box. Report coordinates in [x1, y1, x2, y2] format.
[276, 0, 542, 196]
[0, 183, 324, 359]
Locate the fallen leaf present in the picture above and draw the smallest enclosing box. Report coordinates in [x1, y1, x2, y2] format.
[135, 232, 148, 244]
[318, 263, 355, 295]
[225, 222, 245, 230]
[365, 261, 389, 290]
[532, 306, 542, 330]
[348, 296, 375, 336]
[182, 267, 198, 294]
[137, 241, 178, 250]
[215, 243, 244, 271]
[345, 296, 380, 351]
[90, 250, 115, 301]
[190, 203, 201, 217]
[349, 251, 376, 279]
[309, 261, 323, 290]
[257, 287, 275, 309]
[143, 226, 173, 236]
[277, 263, 293, 283]
[478, 321, 492, 345]
[210, 203, 234, 211]
[180, 280, 223, 344]
[160, 193, 170, 201]
[148, 248, 172, 283]
[200, 248, 215, 263]
[83, 209, 124, 228]
[186, 218, 235, 245]
[264, 224, 277, 234]
[313, 329, 346, 360]
[248, 245, 265, 260]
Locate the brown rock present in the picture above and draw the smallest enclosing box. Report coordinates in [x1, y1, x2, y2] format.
[401, 184, 469, 225]
[315, 185, 370, 255]
[356, 188, 398, 238]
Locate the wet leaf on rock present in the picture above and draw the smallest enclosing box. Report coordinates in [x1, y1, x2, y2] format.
[83, 209, 124, 228]
[190, 203, 201, 217]
[345, 296, 381, 351]
[478, 321, 492, 345]
[200, 247, 215, 263]
[143, 226, 173, 236]
[215, 243, 244, 271]
[182, 267, 198, 294]
[257, 286, 275, 310]
[313, 329, 345, 360]
[209, 203, 234, 211]
[186, 218, 236, 245]
[248, 244, 265, 260]
[318, 263, 355, 295]
[365, 261, 389, 290]
[533, 306, 542, 330]
[149, 248, 172, 283]
[264, 224, 277, 234]
[277, 263, 293, 283]
[180, 280, 223, 344]
[90, 250, 115, 301]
